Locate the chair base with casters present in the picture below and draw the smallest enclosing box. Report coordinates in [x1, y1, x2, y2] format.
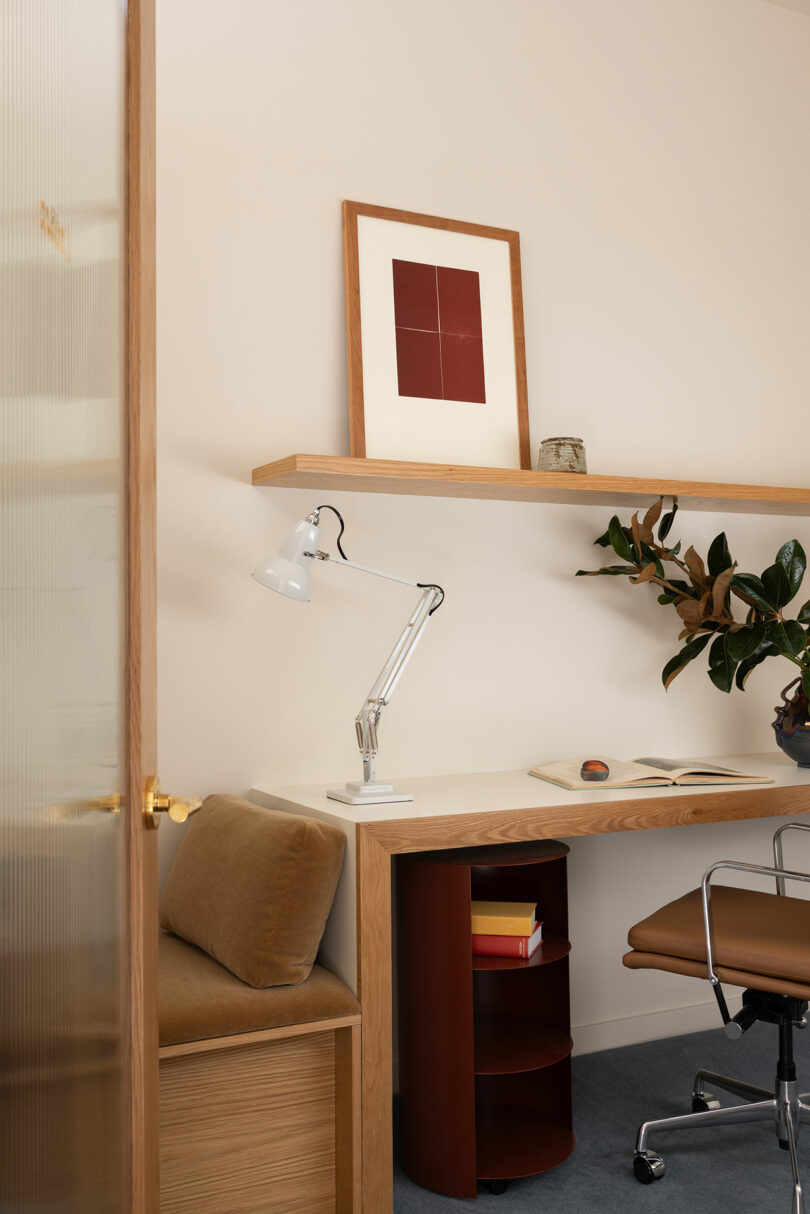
[633, 992, 809, 1214]
[624, 822, 810, 1214]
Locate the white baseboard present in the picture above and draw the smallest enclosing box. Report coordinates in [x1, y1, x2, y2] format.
[572, 995, 744, 1056]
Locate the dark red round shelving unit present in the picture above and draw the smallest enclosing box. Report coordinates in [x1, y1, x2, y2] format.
[396, 840, 574, 1198]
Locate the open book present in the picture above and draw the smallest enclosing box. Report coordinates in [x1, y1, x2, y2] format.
[528, 756, 773, 791]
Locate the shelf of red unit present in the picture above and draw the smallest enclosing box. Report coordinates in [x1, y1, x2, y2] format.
[472, 935, 571, 971]
[395, 840, 573, 1199]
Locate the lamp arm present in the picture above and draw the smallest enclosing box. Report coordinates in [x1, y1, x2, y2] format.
[353, 586, 441, 784]
[311, 552, 423, 590]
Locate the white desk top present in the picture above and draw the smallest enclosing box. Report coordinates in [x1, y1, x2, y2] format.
[252, 753, 810, 827]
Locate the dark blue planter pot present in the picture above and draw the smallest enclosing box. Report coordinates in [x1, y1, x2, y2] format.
[774, 722, 810, 767]
[773, 678, 810, 767]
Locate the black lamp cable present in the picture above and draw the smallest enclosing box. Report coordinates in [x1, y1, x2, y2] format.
[317, 502, 444, 613]
[316, 504, 349, 560]
[417, 582, 446, 614]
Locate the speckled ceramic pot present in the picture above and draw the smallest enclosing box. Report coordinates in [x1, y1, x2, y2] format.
[537, 437, 587, 474]
[772, 678, 810, 766]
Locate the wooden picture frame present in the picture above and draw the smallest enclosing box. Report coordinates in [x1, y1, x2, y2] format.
[342, 201, 530, 469]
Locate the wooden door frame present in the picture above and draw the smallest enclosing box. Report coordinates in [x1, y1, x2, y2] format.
[126, 0, 158, 1209]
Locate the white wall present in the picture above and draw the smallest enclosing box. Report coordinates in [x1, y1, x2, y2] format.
[156, 0, 810, 1048]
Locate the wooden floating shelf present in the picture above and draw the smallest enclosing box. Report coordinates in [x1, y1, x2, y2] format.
[252, 454, 810, 516]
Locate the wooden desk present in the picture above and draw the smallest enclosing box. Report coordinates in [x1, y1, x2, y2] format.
[252, 755, 810, 1212]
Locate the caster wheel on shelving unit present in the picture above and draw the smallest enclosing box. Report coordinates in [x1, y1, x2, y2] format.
[633, 1152, 665, 1184]
[692, 1092, 721, 1113]
[485, 1180, 509, 1195]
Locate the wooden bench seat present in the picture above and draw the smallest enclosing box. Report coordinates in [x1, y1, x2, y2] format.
[158, 932, 361, 1214]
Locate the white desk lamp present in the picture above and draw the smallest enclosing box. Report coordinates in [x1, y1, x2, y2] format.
[252, 505, 444, 805]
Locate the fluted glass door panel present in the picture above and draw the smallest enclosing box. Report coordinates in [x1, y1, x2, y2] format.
[1, 3, 127, 1210]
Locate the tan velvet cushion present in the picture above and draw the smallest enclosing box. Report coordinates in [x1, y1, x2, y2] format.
[624, 885, 810, 992]
[158, 932, 359, 1045]
[159, 795, 345, 988]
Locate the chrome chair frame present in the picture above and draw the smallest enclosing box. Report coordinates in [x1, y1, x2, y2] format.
[633, 822, 810, 1214]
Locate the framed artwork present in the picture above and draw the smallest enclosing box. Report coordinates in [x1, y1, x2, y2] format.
[342, 201, 530, 469]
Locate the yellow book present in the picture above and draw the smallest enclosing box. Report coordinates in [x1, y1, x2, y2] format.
[470, 900, 537, 937]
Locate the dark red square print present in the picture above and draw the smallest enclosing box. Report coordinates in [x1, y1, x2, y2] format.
[395, 327, 443, 399]
[440, 334, 486, 404]
[437, 266, 482, 337]
[392, 257, 486, 404]
[392, 259, 439, 332]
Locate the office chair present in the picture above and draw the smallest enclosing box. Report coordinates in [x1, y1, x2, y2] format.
[623, 822, 810, 1214]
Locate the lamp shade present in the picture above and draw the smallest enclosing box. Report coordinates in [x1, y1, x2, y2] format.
[251, 516, 320, 602]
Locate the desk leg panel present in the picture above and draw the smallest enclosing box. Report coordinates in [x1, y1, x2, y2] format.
[396, 856, 478, 1197]
[357, 830, 395, 1213]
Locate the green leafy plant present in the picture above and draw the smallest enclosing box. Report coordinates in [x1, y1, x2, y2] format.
[576, 498, 810, 702]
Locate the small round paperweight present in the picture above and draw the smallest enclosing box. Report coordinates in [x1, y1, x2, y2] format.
[580, 759, 609, 782]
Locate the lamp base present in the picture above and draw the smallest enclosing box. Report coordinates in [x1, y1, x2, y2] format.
[327, 780, 413, 806]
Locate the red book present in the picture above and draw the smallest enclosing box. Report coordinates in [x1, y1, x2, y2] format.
[472, 921, 543, 958]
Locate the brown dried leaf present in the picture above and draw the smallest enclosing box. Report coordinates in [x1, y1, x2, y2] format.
[663, 660, 692, 690]
[676, 599, 702, 625]
[643, 498, 663, 531]
[633, 511, 654, 544]
[631, 562, 657, 584]
[711, 566, 735, 618]
[631, 513, 642, 558]
[684, 545, 707, 589]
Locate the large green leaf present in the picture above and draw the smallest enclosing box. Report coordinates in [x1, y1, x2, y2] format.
[776, 539, 806, 603]
[727, 626, 765, 663]
[663, 579, 698, 597]
[575, 565, 639, 577]
[762, 561, 793, 610]
[639, 541, 665, 579]
[734, 640, 779, 690]
[731, 572, 776, 614]
[658, 502, 678, 542]
[661, 633, 711, 690]
[607, 516, 634, 562]
[768, 618, 806, 657]
[785, 619, 808, 654]
[707, 532, 732, 578]
[803, 669, 810, 700]
[708, 633, 736, 693]
[798, 601, 810, 625]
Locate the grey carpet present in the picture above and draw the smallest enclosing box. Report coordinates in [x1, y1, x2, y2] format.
[394, 1021, 810, 1211]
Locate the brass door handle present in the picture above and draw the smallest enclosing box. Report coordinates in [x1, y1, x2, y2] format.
[143, 776, 202, 829]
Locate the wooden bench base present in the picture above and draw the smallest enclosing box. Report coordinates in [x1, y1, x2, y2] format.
[159, 1016, 361, 1214]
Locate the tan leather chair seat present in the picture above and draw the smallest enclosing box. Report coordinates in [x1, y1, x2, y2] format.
[159, 931, 359, 1046]
[623, 885, 810, 1000]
